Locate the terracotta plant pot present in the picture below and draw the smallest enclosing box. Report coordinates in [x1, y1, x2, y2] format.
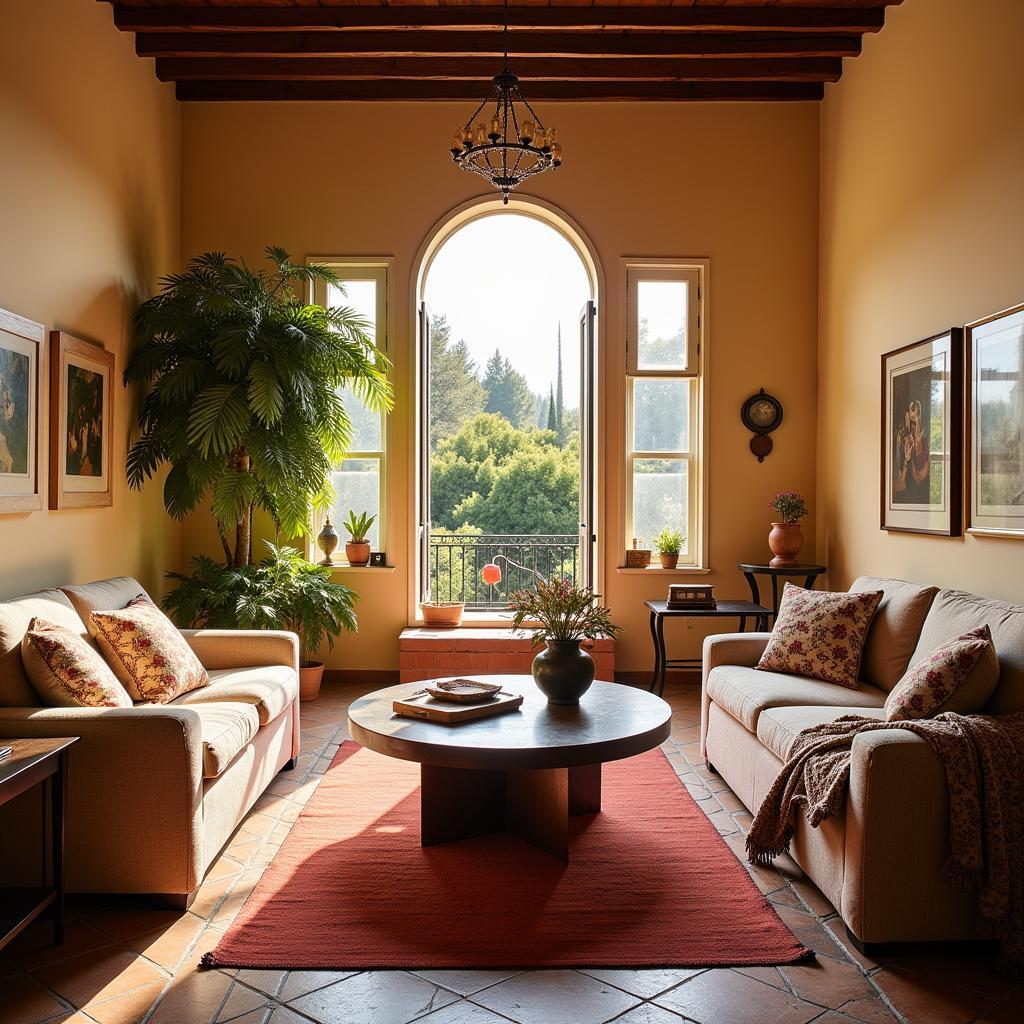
[532, 640, 596, 705]
[768, 522, 804, 567]
[659, 552, 680, 569]
[420, 602, 464, 628]
[345, 540, 371, 566]
[299, 661, 325, 702]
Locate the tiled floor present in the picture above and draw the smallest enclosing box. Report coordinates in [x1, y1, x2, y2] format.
[2, 681, 1016, 1024]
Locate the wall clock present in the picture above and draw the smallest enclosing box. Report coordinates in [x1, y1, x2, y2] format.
[741, 388, 783, 462]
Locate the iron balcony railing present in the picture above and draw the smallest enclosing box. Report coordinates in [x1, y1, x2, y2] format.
[428, 532, 579, 610]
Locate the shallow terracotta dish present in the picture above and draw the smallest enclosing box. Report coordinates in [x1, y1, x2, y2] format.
[425, 679, 503, 703]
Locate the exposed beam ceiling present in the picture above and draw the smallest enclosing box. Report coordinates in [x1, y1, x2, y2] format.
[101, 2, 902, 102]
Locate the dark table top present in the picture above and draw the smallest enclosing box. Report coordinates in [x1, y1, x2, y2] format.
[348, 676, 672, 771]
[737, 563, 826, 575]
[0, 737, 78, 803]
[644, 599, 770, 617]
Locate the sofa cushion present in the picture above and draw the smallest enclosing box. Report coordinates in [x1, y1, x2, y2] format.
[191, 702, 261, 778]
[21, 618, 132, 708]
[886, 625, 1000, 721]
[62, 578, 148, 638]
[757, 705, 886, 762]
[708, 664, 887, 733]
[757, 583, 883, 688]
[913, 588, 1024, 714]
[850, 576, 938, 691]
[173, 664, 296, 725]
[0, 589, 89, 708]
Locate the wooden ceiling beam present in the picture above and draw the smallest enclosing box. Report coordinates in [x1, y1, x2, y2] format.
[156, 56, 842, 84]
[137, 31, 862, 60]
[174, 79, 826, 103]
[114, 5, 887, 35]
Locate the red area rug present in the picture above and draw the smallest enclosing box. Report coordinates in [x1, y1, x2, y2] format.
[203, 743, 810, 970]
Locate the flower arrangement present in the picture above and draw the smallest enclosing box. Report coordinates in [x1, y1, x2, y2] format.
[769, 492, 808, 524]
[509, 576, 621, 647]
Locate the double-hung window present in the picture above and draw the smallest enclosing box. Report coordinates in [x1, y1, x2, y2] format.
[310, 260, 390, 560]
[624, 260, 706, 569]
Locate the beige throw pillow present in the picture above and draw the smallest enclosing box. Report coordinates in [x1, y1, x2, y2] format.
[21, 617, 132, 708]
[756, 583, 883, 689]
[884, 625, 999, 721]
[91, 596, 209, 704]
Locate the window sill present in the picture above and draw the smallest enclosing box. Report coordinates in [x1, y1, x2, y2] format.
[327, 564, 397, 574]
[615, 565, 711, 575]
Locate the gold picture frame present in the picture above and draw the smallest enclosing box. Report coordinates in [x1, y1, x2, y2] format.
[0, 307, 45, 513]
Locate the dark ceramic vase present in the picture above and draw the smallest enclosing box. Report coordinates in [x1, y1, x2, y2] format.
[532, 640, 596, 705]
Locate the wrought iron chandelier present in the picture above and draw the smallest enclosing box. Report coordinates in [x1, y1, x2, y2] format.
[449, 1, 562, 203]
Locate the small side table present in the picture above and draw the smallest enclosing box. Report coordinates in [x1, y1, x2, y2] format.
[0, 737, 78, 952]
[645, 600, 770, 698]
[738, 562, 827, 623]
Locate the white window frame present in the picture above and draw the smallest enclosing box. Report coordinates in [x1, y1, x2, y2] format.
[308, 258, 393, 567]
[622, 259, 708, 572]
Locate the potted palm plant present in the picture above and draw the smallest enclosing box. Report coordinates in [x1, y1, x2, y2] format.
[509, 577, 621, 705]
[343, 510, 375, 566]
[653, 528, 684, 569]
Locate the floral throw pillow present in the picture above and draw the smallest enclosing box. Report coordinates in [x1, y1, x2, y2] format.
[885, 625, 998, 722]
[91, 596, 209, 704]
[756, 583, 883, 688]
[21, 618, 132, 708]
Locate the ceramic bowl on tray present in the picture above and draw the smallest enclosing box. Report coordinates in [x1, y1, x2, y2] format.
[425, 679, 503, 703]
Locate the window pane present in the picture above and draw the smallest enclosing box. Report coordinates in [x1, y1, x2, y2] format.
[637, 280, 688, 370]
[633, 378, 689, 452]
[337, 381, 381, 452]
[328, 279, 378, 343]
[632, 459, 688, 552]
[330, 458, 381, 550]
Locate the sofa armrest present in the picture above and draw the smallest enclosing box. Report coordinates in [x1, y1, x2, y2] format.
[180, 629, 300, 673]
[0, 705, 205, 895]
[842, 729, 973, 944]
[700, 632, 771, 760]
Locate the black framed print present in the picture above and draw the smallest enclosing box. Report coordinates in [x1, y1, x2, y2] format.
[881, 329, 962, 536]
[966, 303, 1024, 537]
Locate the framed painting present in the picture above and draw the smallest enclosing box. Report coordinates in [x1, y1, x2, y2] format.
[966, 303, 1024, 537]
[49, 332, 114, 509]
[0, 307, 45, 513]
[880, 329, 962, 535]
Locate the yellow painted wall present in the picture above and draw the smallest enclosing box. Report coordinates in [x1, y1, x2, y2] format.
[818, 0, 1024, 601]
[0, 0, 181, 599]
[182, 101, 820, 672]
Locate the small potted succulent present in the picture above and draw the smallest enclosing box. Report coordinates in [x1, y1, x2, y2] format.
[343, 510, 375, 566]
[510, 576, 621, 705]
[653, 528, 684, 569]
[768, 492, 808, 566]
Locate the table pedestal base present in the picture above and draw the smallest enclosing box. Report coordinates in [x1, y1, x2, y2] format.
[420, 763, 601, 862]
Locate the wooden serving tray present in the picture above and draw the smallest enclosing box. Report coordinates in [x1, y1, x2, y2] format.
[392, 690, 525, 724]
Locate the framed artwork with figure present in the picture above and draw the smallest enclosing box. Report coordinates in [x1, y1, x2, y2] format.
[0, 307, 45, 513]
[49, 331, 114, 509]
[966, 303, 1024, 537]
[880, 329, 962, 536]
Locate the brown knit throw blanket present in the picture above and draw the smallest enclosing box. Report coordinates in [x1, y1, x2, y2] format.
[746, 711, 1024, 976]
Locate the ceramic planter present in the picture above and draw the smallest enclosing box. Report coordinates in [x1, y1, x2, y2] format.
[345, 540, 371, 566]
[299, 661, 325, 702]
[531, 640, 596, 705]
[659, 552, 680, 569]
[420, 602, 464, 628]
[768, 522, 804, 566]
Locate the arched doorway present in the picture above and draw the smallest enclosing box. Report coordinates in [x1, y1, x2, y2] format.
[413, 197, 602, 617]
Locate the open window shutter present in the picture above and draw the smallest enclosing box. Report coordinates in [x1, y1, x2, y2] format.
[418, 302, 432, 602]
[579, 300, 597, 591]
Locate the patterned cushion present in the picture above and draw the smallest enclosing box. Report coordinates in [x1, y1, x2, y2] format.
[756, 583, 883, 689]
[91, 596, 209, 704]
[885, 626, 999, 722]
[21, 618, 132, 708]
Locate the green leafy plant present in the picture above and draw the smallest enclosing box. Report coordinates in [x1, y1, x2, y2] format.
[163, 542, 357, 666]
[653, 528, 684, 555]
[124, 247, 392, 567]
[509, 577, 621, 647]
[770, 491, 808, 524]
[343, 510, 376, 543]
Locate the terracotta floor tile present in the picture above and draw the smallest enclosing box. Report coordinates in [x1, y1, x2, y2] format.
[823, 920, 879, 972]
[654, 969, 821, 1024]
[840, 995, 901, 1023]
[472, 969, 639, 1024]
[3, 972, 74, 1024]
[215, 980, 270, 1021]
[577, 968, 705, 999]
[417, 1001, 525, 1024]
[233, 969, 287, 998]
[781, 956, 878, 1008]
[124, 912, 206, 970]
[872, 966, 1000, 1024]
[190, 873, 239, 920]
[278, 970, 359, 1001]
[733, 966, 788, 990]
[411, 970, 522, 998]
[32, 944, 166, 1011]
[85, 980, 166, 1024]
[10, 918, 114, 971]
[77, 906, 183, 944]
[289, 970, 459, 1024]
[145, 967, 233, 1024]
[874, 943, 1013, 999]
[611, 1005, 689, 1024]
[771, 906, 847, 961]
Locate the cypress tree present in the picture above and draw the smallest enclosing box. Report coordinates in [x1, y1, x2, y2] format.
[546, 385, 557, 432]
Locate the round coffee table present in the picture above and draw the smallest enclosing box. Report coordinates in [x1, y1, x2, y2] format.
[348, 676, 671, 862]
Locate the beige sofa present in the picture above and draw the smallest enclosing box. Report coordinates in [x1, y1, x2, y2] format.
[701, 576, 1024, 951]
[0, 577, 301, 908]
